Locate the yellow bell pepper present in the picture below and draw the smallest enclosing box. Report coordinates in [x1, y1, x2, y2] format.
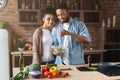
[49, 66, 58, 73]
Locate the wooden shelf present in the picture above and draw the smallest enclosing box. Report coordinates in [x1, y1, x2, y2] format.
[69, 10, 82, 12]
[17, 0, 101, 26]
[18, 9, 39, 12]
[85, 23, 100, 28]
[83, 10, 100, 12]
[105, 27, 120, 30]
[82, 0, 100, 10]
[105, 29, 120, 45]
[17, 0, 40, 26]
[19, 22, 40, 26]
[105, 43, 120, 45]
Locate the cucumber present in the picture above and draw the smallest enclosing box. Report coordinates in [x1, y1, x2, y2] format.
[10, 72, 25, 80]
[46, 63, 57, 67]
[87, 66, 98, 71]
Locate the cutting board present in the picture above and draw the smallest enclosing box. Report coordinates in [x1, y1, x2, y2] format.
[0, 29, 10, 80]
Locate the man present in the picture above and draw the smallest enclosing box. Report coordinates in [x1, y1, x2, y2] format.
[52, 4, 91, 65]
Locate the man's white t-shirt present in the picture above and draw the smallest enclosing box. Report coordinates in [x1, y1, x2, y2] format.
[63, 22, 70, 65]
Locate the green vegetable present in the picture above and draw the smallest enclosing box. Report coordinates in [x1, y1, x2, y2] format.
[46, 63, 57, 67]
[86, 66, 98, 71]
[10, 72, 25, 80]
[23, 66, 29, 74]
[53, 46, 65, 53]
[29, 63, 41, 72]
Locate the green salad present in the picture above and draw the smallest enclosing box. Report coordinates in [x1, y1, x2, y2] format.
[53, 46, 65, 55]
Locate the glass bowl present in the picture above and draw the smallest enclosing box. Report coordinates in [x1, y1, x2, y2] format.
[52, 46, 65, 56]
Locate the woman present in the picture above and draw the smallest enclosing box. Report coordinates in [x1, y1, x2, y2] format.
[32, 7, 56, 65]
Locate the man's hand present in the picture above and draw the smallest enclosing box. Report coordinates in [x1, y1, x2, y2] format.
[59, 29, 70, 37]
[59, 29, 90, 44]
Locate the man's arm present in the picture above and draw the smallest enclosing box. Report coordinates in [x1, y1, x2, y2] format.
[59, 29, 90, 44]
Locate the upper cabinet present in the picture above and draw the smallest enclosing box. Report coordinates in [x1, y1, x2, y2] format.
[104, 28, 120, 45]
[17, 0, 40, 26]
[82, 0, 100, 10]
[17, 0, 100, 26]
[69, 0, 100, 25]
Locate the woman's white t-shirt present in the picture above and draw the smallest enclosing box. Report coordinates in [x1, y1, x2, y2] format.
[42, 29, 54, 62]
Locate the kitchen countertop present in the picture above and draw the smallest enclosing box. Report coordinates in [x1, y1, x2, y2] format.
[11, 49, 106, 67]
[84, 49, 106, 53]
[11, 49, 106, 54]
[13, 63, 120, 80]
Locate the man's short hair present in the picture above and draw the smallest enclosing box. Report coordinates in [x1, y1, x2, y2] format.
[56, 4, 69, 10]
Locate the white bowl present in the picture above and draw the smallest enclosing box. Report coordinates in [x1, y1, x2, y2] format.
[18, 48, 25, 52]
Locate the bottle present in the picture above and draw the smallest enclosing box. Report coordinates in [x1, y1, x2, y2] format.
[19, 53, 24, 72]
[59, 0, 62, 4]
[32, 0, 35, 9]
[46, 0, 51, 6]
[87, 55, 92, 67]
[21, 0, 25, 9]
[74, 1, 79, 10]
[107, 17, 111, 28]
[40, 0, 44, 9]
[66, 0, 69, 9]
[112, 15, 116, 27]
[102, 20, 105, 28]
[95, 4, 99, 10]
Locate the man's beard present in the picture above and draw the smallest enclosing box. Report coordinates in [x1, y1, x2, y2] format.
[62, 14, 69, 23]
[63, 17, 69, 23]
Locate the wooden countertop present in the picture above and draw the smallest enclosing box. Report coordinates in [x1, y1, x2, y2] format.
[11, 51, 34, 55]
[13, 64, 120, 80]
[11, 49, 106, 67]
[11, 49, 106, 55]
[84, 49, 106, 53]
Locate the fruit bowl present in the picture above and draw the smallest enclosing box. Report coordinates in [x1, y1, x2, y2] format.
[52, 46, 65, 56]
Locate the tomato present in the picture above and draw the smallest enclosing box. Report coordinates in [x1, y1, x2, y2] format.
[52, 72, 59, 78]
[44, 71, 51, 77]
[61, 72, 69, 77]
[47, 74, 52, 79]
[62, 73, 66, 77]
[64, 72, 69, 76]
